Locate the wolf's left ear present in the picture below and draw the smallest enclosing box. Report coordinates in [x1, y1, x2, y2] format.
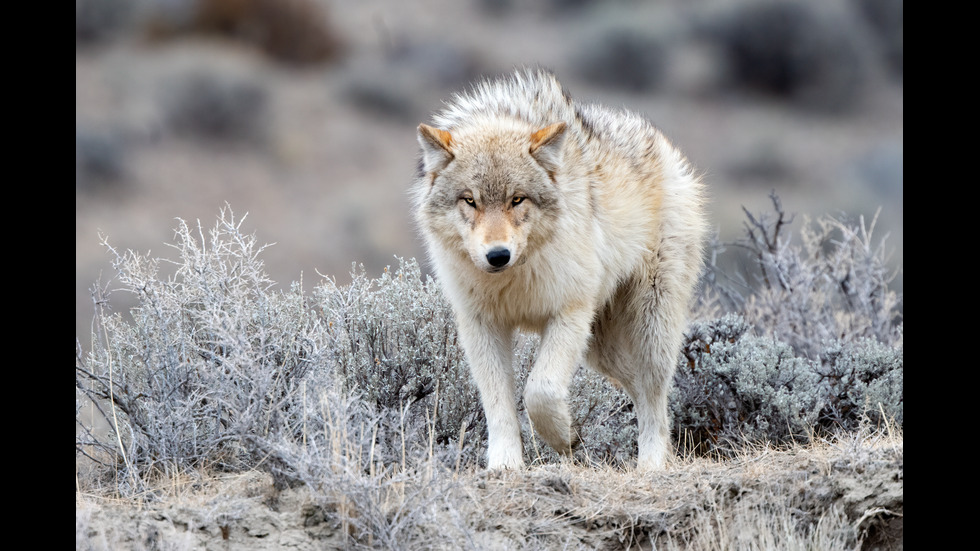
[529, 122, 566, 174]
[418, 123, 455, 174]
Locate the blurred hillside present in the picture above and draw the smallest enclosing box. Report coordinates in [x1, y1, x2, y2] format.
[76, 0, 902, 341]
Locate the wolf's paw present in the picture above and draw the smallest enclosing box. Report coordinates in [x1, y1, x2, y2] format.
[635, 449, 668, 472]
[525, 385, 573, 453]
[487, 445, 525, 470]
[527, 416, 573, 455]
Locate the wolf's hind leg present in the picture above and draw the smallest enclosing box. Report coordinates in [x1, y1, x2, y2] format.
[631, 275, 694, 470]
[628, 353, 675, 471]
[588, 278, 686, 471]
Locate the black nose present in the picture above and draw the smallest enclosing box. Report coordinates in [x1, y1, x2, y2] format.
[486, 247, 511, 268]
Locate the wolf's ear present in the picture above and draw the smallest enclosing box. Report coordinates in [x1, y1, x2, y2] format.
[529, 122, 566, 174]
[418, 123, 455, 174]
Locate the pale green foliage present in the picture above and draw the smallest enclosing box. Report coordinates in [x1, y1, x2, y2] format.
[817, 334, 904, 428]
[700, 192, 902, 359]
[567, 366, 637, 466]
[77, 197, 902, 501]
[672, 313, 902, 455]
[76, 209, 329, 494]
[674, 315, 823, 452]
[314, 258, 485, 468]
[76, 208, 482, 501]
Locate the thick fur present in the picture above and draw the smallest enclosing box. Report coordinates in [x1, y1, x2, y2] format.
[413, 69, 708, 470]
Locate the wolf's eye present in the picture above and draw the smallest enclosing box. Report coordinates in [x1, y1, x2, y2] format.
[511, 196, 526, 206]
[462, 197, 476, 207]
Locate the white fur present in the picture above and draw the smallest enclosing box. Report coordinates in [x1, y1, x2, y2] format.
[414, 69, 707, 470]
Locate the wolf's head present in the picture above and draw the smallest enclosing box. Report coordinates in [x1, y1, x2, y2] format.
[415, 119, 567, 274]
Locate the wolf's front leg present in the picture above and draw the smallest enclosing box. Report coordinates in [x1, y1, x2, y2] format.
[457, 317, 523, 469]
[524, 307, 594, 455]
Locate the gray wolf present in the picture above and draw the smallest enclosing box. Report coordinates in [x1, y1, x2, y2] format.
[412, 69, 707, 470]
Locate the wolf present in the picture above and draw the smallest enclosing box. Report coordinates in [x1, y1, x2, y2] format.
[412, 69, 707, 470]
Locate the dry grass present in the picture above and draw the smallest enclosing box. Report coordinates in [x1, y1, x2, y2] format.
[77, 420, 902, 550]
[76, 203, 902, 549]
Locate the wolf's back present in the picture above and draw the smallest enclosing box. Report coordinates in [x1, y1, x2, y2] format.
[432, 69, 578, 132]
[430, 69, 675, 166]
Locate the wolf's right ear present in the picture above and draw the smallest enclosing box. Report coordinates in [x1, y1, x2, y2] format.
[418, 124, 455, 174]
[529, 122, 567, 175]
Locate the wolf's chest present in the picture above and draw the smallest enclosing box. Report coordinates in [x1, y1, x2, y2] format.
[462, 261, 599, 333]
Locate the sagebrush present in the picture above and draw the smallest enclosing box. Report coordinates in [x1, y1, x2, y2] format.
[77, 197, 902, 502]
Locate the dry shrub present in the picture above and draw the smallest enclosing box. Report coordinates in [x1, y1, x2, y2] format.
[77, 196, 902, 497]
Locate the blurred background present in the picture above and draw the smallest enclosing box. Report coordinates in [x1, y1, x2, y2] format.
[76, 0, 903, 341]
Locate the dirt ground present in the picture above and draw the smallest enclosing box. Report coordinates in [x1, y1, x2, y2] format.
[76, 432, 903, 550]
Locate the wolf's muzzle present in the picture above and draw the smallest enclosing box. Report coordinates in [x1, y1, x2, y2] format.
[486, 247, 511, 268]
